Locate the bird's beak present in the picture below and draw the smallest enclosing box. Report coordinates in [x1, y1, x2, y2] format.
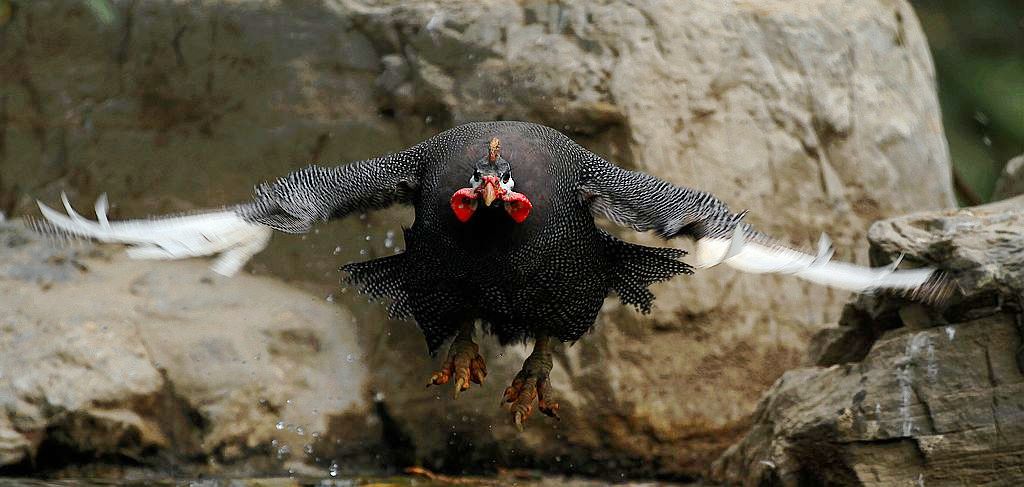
[482, 182, 498, 207]
[479, 176, 502, 207]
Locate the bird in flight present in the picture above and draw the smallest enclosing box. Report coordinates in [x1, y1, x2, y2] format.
[34, 121, 952, 429]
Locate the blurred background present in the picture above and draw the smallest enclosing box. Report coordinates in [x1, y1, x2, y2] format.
[0, 0, 1021, 484]
[912, 0, 1022, 203]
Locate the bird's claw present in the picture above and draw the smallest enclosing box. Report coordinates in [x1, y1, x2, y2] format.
[502, 371, 559, 430]
[427, 338, 486, 398]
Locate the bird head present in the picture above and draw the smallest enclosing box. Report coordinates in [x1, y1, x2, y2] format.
[450, 138, 533, 224]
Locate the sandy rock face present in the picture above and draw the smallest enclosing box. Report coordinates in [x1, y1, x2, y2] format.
[712, 196, 1024, 486]
[1, 0, 953, 478]
[0, 223, 374, 473]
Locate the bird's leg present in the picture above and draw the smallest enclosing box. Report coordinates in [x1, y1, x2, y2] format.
[427, 321, 487, 398]
[502, 333, 560, 430]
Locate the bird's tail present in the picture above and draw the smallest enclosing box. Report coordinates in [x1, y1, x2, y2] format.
[342, 253, 414, 319]
[30, 193, 272, 276]
[600, 231, 694, 313]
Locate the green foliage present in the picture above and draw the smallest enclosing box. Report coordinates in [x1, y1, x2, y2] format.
[913, 0, 1024, 203]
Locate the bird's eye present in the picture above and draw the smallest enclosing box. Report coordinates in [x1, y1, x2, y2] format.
[500, 173, 515, 192]
[473, 169, 482, 181]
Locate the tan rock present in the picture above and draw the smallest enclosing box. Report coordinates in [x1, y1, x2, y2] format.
[712, 197, 1024, 486]
[1, 0, 953, 477]
[0, 222, 372, 472]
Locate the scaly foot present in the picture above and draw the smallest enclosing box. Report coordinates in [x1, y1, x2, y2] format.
[427, 333, 487, 398]
[502, 335, 559, 430]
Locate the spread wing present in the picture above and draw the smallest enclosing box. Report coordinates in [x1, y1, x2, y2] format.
[32, 146, 424, 276]
[578, 151, 954, 304]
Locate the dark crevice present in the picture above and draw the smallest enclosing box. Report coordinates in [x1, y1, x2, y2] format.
[0, 94, 7, 159]
[374, 398, 415, 470]
[894, 9, 906, 47]
[171, 25, 188, 69]
[115, 0, 136, 66]
[309, 132, 330, 163]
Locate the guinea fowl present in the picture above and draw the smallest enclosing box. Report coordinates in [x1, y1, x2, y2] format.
[33, 121, 952, 429]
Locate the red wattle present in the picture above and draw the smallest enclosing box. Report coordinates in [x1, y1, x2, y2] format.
[503, 192, 533, 223]
[450, 188, 479, 223]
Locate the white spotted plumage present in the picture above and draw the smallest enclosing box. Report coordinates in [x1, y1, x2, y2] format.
[33, 121, 952, 353]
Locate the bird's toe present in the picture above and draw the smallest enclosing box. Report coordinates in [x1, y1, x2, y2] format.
[428, 338, 486, 398]
[503, 372, 558, 429]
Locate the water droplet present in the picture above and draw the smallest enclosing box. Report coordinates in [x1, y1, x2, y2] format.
[296, 426, 305, 436]
[329, 460, 339, 477]
[359, 249, 368, 256]
[326, 294, 335, 303]
[365, 235, 372, 241]
[275, 421, 285, 430]
[333, 246, 342, 255]
[346, 353, 355, 363]
[303, 443, 313, 455]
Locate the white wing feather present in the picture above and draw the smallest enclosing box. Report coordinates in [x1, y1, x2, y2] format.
[36, 193, 272, 276]
[694, 224, 937, 293]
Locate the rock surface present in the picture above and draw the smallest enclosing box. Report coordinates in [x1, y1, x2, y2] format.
[0, 0, 954, 478]
[0, 222, 374, 475]
[712, 196, 1024, 486]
